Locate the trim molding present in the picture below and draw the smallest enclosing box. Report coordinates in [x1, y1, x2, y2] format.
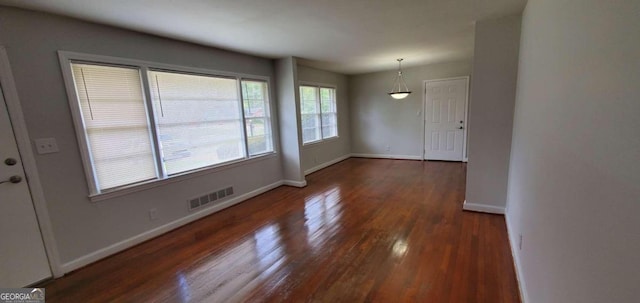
[506, 212, 529, 303]
[0, 47, 63, 278]
[462, 200, 506, 214]
[304, 154, 350, 175]
[60, 180, 284, 273]
[282, 180, 307, 187]
[350, 153, 422, 160]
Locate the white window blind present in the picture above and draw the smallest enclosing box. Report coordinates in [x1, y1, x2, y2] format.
[300, 85, 338, 144]
[241, 80, 273, 156]
[149, 71, 245, 175]
[71, 63, 156, 191]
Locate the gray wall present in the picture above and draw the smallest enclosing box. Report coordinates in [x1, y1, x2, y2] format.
[506, 0, 640, 302]
[349, 60, 472, 158]
[275, 57, 304, 183]
[465, 15, 521, 211]
[0, 7, 283, 267]
[297, 65, 350, 173]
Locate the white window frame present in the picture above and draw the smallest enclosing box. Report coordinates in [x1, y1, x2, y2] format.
[240, 79, 274, 157]
[298, 82, 339, 145]
[58, 51, 277, 202]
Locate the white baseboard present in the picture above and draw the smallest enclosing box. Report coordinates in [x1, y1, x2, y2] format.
[350, 153, 422, 160]
[60, 180, 284, 273]
[282, 180, 307, 187]
[304, 154, 350, 175]
[462, 200, 506, 214]
[505, 212, 529, 303]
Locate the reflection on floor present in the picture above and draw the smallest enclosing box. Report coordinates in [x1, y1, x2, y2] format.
[40, 158, 520, 303]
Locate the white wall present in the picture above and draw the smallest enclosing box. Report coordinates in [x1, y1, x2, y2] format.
[506, 1, 640, 302]
[349, 60, 472, 159]
[296, 65, 350, 174]
[0, 7, 283, 270]
[464, 15, 521, 213]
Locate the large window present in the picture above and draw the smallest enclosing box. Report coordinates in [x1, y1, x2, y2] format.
[299, 85, 338, 144]
[62, 53, 274, 196]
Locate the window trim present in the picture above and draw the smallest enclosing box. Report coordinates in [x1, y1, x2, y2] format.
[58, 51, 277, 202]
[298, 82, 339, 145]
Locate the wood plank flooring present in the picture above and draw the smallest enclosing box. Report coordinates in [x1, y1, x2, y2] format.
[39, 158, 520, 302]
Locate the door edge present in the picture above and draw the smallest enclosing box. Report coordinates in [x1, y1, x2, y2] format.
[0, 46, 63, 278]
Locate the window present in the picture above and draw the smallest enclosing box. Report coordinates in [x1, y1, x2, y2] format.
[299, 85, 338, 144]
[62, 53, 274, 196]
[319, 87, 338, 139]
[148, 71, 244, 175]
[241, 80, 273, 156]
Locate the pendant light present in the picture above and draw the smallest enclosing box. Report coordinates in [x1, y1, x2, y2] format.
[388, 58, 411, 100]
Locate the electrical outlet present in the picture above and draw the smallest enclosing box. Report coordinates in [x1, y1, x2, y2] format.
[518, 233, 523, 250]
[149, 208, 158, 221]
[385, 144, 391, 151]
[34, 138, 59, 154]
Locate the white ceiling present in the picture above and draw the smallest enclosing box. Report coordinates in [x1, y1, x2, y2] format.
[0, 0, 526, 74]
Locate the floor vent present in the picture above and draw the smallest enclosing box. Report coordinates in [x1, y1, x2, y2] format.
[188, 186, 234, 211]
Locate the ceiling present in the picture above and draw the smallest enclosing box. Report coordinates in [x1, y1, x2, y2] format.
[0, 0, 526, 74]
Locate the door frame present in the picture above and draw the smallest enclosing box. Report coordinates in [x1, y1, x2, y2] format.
[0, 46, 63, 278]
[422, 76, 470, 162]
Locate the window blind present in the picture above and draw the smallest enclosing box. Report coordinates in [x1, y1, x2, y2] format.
[71, 63, 157, 191]
[149, 71, 245, 175]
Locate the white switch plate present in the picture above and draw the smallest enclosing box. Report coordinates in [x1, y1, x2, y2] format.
[34, 138, 59, 154]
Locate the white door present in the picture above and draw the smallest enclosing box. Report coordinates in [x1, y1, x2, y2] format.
[424, 78, 468, 161]
[0, 84, 51, 286]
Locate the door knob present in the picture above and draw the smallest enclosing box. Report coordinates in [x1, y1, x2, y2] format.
[4, 158, 17, 166]
[0, 175, 22, 184]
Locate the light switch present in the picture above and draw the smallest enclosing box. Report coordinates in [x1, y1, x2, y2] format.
[34, 138, 59, 154]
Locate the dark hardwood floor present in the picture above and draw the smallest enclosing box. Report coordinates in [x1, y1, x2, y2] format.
[39, 158, 520, 303]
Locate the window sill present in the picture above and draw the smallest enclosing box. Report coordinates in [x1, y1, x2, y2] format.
[302, 136, 340, 149]
[88, 152, 277, 203]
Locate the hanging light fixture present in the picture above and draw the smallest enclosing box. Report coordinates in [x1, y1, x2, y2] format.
[388, 58, 411, 100]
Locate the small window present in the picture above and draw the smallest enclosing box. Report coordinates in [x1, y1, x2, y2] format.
[241, 80, 273, 156]
[320, 87, 337, 139]
[299, 85, 338, 144]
